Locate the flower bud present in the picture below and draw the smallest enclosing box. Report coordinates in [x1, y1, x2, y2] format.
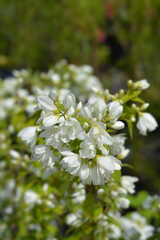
[127, 79, 133, 88]
[130, 116, 136, 122]
[140, 103, 149, 111]
[76, 102, 82, 112]
[83, 122, 89, 128]
[119, 89, 124, 96]
[131, 103, 137, 111]
[133, 79, 150, 90]
[111, 121, 125, 130]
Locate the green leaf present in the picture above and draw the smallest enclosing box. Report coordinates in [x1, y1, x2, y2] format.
[132, 97, 144, 103]
[121, 163, 133, 169]
[122, 90, 141, 103]
[111, 170, 121, 182]
[121, 105, 134, 118]
[77, 115, 86, 125]
[126, 119, 133, 138]
[94, 207, 103, 220]
[84, 193, 95, 219]
[127, 191, 148, 208]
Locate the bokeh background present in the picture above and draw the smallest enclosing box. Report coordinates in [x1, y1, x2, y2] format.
[0, 0, 160, 192]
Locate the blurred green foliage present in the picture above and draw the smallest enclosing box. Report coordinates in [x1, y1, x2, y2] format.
[0, 0, 107, 69]
[0, 0, 160, 193]
[1, 0, 160, 118]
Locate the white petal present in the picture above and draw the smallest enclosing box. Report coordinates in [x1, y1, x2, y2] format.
[91, 166, 100, 185]
[18, 126, 37, 146]
[111, 121, 125, 130]
[43, 115, 58, 127]
[98, 156, 115, 171]
[37, 96, 56, 111]
[79, 163, 89, 180]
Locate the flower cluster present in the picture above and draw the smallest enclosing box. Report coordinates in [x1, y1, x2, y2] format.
[24, 91, 127, 185]
[18, 77, 158, 186]
[1, 62, 158, 239]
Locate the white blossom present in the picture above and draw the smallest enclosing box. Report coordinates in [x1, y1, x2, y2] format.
[111, 121, 125, 130]
[62, 93, 75, 109]
[88, 96, 106, 117]
[119, 213, 154, 240]
[106, 101, 123, 122]
[134, 79, 150, 90]
[87, 121, 113, 150]
[121, 176, 138, 194]
[109, 134, 126, 156]
[31, 145, 57, 168]
[137, 112, 158, 135]
[72, 183, 86, 204]
[79, 137, 96, 159]
[116, 197, 130, 209]
[61, 151, 121, 185]
[18, 126, 37, 147]
[59, 118, 86, 143]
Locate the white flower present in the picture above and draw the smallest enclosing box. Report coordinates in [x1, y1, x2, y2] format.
[80, 65, 93, 73]
[137, 112, 158, 135]
[36, 95, 64, 127]
[106, 101, 123, 122]
[9, 150, 20, 159]
[118, 149, 130, 160]
[88, 96, 106, 117]
[109, 134, 126, 156]
[96, 214, 122, 240]
[90, 155, 121, 185]
[79, 137, 96, 159]
[134, 79, 150, 90]
[18, 126, 37, 147]
[143, 195, 160, 209]
[111, 121, 125, 130]
[116, 197, 130, 209]
[62, 93, 75, 109]
[80, 105, 92, 119]
[61, 152, 90, 183]
[2, 98, 15, 110]
[61, 151, 82, 176]
[72, 183, 86, 204]
[130, 212, 154, 240]
[37, 95, 57, 111]
[119, 213, 154, 240]
[31, 145, 57, 168]
[39, 125, 62, 150]
[61, 151, 121, 185]
[88, 121, 113, 150]
[51, 73, 60, 84]
[59, 118, 86, 143]
[17, 88, 28, 98]
[24, 190, 39, 205]
[25, 103, 37, 115]
[66, 212, 82, 227]
[121, 176, 138, 194]
[0, 107, 7, 120]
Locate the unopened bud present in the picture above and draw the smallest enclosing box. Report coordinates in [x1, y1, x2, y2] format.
[92, 87, 101, 95]
[119, 100, 123, 105]
[76, 102, 82, 112]
[141, 103, 149, 111]
[119, 89, 124, 96]
[127, 80, 133, 88]
[131, 103, 137, 110]
[130, 116, 136, 122]
[104, 89, 109, 97]
[83, 122, 89, 129]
